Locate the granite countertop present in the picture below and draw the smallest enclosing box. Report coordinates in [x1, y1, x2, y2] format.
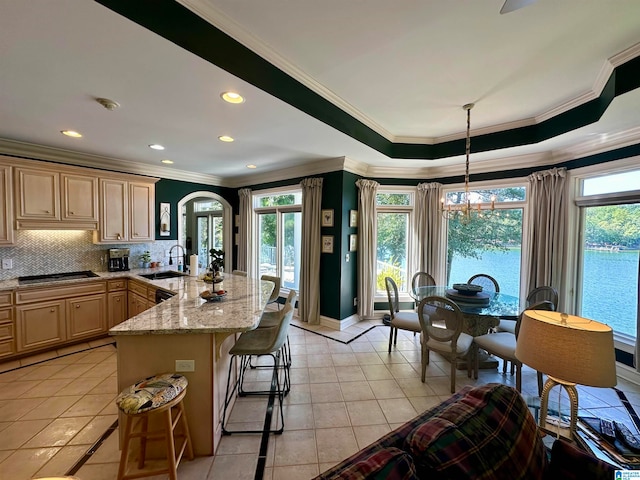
[0, 268, 275, 336]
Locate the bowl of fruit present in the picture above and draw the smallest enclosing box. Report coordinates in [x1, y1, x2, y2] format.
[199, 289, 227, 302]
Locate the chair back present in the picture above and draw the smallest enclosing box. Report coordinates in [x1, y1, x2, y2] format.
[261, 275, 281, 304]
[526, 286, 558, 310]
[515, 300, 554, 338]
[417, 296, 464, 345]
[384, 277, 400, 316]
[411, 272, 436, 300]
[269, 303, 294, 352]
[468, 274, 500, 293]
[284, 289, 297, 308]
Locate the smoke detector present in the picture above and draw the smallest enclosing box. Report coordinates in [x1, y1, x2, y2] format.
[96, 97, 120, 111]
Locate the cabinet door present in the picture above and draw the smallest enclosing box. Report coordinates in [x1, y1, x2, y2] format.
[16, 301, 66, 352]
[99, 179, 128, 242]
[0, 165, 14, 246]
[130, 182, 154, 241]
[62, 173, 98, 223]
[127, 292, 148, 317]
[67, 294, 106, 340]
[15, 167, 60, 220]
[108, 291, 128, 328]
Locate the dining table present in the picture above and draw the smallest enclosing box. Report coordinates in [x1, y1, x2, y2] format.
[414, 285, 521, 368]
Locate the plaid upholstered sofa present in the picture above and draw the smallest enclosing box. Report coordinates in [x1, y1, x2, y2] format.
[314, 383, 614, 480]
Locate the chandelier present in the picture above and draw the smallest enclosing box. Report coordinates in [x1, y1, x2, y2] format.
[441, 103, 496, 225]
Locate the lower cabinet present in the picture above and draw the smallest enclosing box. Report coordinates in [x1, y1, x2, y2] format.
[128, 292, 149, 317]
[67, 294, 106, 340]
[108, 291, 128, 328]
[0, 291, 15, 358]
[16, 300, 66, 352]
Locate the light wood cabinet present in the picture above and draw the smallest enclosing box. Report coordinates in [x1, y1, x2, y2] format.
[15, 281, 107, 353]
[94, 179, 155, 244]
[107, 279, 128, 328]
[67, 294, 106, 340]
[0, 164, 14, 246]
[14, 166, 99, 229]
[0, 290, 14, 358]
[16, 300, 66, 352]
[128, 279, 153, 316]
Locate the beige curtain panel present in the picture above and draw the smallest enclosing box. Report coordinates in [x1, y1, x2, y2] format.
[416, 182, 443, 282]
[299, 177, 323, 324]
[238, 188, 252, 275]
[356, 179, 379, 319]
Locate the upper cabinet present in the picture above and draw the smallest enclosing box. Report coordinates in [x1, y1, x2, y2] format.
[0, 156, 157, 241]
[93, 178, 155, 244]
[0, 164, 14, 246]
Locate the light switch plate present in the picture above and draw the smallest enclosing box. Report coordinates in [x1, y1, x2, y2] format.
[1, 259, 13, 269]
[175, 359, 195, 372]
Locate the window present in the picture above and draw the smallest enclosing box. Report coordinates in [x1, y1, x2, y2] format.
[254, 189, 302, 291]
[376, 190, 413, 294]
[576, 169, 640, 340]
[193, 199, 224, 269]
[444, 185, 526, 296]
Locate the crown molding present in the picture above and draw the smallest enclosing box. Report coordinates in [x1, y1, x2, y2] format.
[0, 138, 223, 186]
[610, 42, 640, 67]
[556, 126, 640, 160]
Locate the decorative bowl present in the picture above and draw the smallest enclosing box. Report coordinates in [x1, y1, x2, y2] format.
[200, 290, 227, 302]
[452, 283, 483, 296]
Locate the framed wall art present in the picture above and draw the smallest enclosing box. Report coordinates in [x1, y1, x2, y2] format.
[349, 210, 358, 228]
[159, 202, 171, 236]
[349, 234, 357, 251]
[322, 235, 334, 253]
[321, 209, 334, 227]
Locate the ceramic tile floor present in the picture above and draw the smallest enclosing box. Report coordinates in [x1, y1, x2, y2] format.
[1, 321, 640, 480]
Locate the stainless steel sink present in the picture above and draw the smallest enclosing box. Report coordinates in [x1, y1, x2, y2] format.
[139, 271, 188, 280]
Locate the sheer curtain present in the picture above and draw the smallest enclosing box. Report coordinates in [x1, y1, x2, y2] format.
[356, 179, 379, 319]
[526, 167, 567, 309]
[415, 182, 443, 281]
[237, 188, 252, 275]
[299, 178, 323, 324]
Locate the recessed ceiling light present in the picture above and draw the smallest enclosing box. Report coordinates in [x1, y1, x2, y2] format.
[246, 164, 257, 169]
[218, 135, 234, 142]
[149, 144, 165, 150]
[161, 159, 174, 164]
[221, 91, 244, 104]
[61, 130, 82, 138]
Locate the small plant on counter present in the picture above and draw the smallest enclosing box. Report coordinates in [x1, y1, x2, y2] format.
[209, 248, 225, 273]
[141, 251, 152, 268]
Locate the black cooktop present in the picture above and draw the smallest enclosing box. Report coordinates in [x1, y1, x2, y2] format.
[18, 270, 100, 285]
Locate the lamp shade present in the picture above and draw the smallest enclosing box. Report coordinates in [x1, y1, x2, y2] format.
[515, 310, 617, 388]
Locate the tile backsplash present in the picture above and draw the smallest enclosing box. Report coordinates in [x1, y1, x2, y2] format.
[0, 230, 176, 281]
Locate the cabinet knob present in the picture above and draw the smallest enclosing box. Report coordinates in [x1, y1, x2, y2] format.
[76, 304, 80, 308]
[116, 298, 120, 302]
[117, 233, 122, 240]
[50, 308, 55, 312]
[45, 210, 50, 214]
[69, 211, 75, 215]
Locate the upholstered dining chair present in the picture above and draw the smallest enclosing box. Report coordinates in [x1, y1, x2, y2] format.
[417, 295, 474, 393]
[497, 286, 558, 335]
[261, 274, 281, 309]
[385, 277, 421, 353]
[473, 300, 554, 393]
[467, 273, 500, 293]
[410, 271, 436, 302]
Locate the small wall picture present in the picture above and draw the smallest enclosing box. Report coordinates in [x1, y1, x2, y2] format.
[321, 209, 334, 227]
[322, 235, 334, 253]
[349, 210, 358, 228]
[159, 202, 171, 236]
[349, 234, 357, 251]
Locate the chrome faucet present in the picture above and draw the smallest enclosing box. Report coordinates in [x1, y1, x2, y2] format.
[169, 244, 186, 268]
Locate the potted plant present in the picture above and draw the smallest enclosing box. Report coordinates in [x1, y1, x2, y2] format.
[209, 248, 225, 274]
[141, 251, 152, 268]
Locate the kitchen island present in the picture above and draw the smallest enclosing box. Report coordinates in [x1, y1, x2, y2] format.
[109, 273, 274, 456]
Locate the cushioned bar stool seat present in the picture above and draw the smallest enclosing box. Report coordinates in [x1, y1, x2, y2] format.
[116, 373, 194, 480]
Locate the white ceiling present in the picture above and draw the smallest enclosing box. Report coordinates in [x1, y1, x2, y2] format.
[1, 0, 640, 187]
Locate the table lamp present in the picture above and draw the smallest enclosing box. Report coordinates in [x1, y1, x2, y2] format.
[515, 310, 617, 438]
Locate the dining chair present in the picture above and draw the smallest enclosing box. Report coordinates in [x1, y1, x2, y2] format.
[417, 295, 474, 393]
[473, 300, 554, 393]
[385, 277, 421, 353]
[261, 274, 281, 309]
[410, 271, 436, 302]
[497, 286, 558, 335]
[467, 273, 500, 293]
[221, 302, 294, 435]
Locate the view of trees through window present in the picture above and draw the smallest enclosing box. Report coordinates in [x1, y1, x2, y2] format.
[376, 192, 411, 292]
[446, 187, 525, 296]
[255, 191, 302, 290]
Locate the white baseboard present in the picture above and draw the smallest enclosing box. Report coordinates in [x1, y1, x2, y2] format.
[319, 314, 360, 331]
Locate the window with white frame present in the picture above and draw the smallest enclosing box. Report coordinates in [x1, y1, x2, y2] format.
[575, 168, 640, 341]
[443, 184, 527, 296]
[375, 189, 414, 295]
[253, 188, 302, 291]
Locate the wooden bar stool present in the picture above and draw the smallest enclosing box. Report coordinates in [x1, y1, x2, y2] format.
[115, 373, 194, 480]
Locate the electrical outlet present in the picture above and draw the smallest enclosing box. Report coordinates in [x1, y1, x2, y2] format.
[175, 359, 195, 372]
[2, 259, 13, 269]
